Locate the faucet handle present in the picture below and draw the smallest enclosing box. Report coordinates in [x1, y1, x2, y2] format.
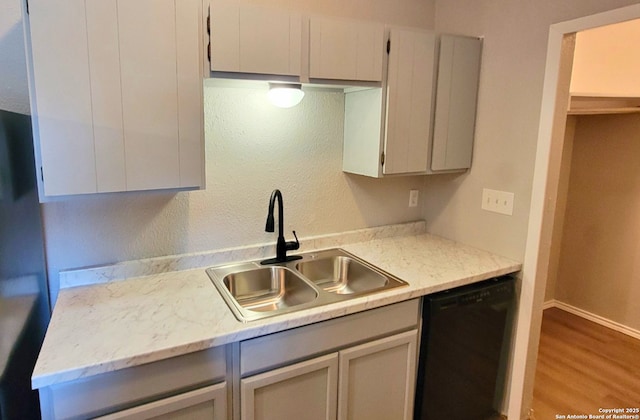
[286, 230, 300, 251]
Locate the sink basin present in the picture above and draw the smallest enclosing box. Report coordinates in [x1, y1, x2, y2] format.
[296, 255, 389, 294]
[223, 266, 318, 312]
[206, 248, 408, 322]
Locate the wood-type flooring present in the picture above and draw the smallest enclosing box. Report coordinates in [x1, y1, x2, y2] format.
[531, 307, 640, 419]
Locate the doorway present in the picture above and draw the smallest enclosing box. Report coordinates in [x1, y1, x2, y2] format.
[510, 5, 640, 420]
[544, 20, 640, 329]
[531, 18, 640, 417]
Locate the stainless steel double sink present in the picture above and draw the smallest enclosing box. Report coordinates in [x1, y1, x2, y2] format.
[206, 248, 408, 322]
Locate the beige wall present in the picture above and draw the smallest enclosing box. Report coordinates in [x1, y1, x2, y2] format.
[544, 116, 576, 302]
[571, 18, 640, 96]
[425, 1, 640, 264]
[553, 114, 640, 331]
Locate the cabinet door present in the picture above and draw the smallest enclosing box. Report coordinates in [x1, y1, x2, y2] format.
[26, 0, 204, 198]
[342, 88, 385, 178]
[27, 0, 97, 196]
[309, 17, 384, 82]
[85, 0, 126, 192]
[383, 28, 437, 175]
[431, 35, 482, 171]
[95, 382, 227, 420]
[337, 330, 418, 420]
[114, 0, 204, 191]
[210, 0, 302, 76]
[241, 353, 338, 420]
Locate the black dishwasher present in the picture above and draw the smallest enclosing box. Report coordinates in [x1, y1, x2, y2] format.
[414, 275, 515, 420]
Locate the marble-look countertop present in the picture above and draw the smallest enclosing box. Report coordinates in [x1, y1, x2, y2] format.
[32, 231, 521, 389]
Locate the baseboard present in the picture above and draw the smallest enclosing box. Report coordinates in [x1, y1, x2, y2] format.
[543, 299, 640, 340]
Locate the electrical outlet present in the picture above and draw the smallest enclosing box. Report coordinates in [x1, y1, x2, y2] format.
[409, 190, 419, 207]
[481, 188, 514, 215]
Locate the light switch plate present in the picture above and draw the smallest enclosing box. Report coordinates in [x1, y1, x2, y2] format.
[409, 190, 419, 207]
[482, 188, 514, 215]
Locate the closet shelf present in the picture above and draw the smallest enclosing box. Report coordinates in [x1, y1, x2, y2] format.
[568, 94, 640, 115]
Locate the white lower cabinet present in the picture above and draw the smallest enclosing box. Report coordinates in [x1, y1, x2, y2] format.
[337, 331, 417, 420]
[37, 301, 419, 420]
[241, 354, 339, 420]
[97, 382, 228, 420]
[238, 300, 420, 420]
[241, 331, 417, 420]
[38, 346, 228, 420]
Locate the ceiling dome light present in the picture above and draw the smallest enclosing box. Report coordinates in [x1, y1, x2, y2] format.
[267, 83, 304, 108]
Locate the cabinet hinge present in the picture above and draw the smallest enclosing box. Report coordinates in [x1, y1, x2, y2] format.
[386, 39, 390, 54]
[40, 166, 43, 182]
[380, 152, 385, 166]
[25, 0, 29, 14]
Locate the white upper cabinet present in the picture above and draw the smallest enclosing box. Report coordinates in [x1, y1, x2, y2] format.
[384, 28, 436, 175]
[309, 16, 385, 82]
[431, 34, 482, 172]
[26, 0, 95, 197]
[343, 31, 482, 178]
[209, 0, 302, 76]
[207, 3, 385, 83]
[343, 27, 437, 177]
[24, 0, 204, 199]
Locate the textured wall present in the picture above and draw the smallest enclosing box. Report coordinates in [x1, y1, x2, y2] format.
[41, 86, 425, 302]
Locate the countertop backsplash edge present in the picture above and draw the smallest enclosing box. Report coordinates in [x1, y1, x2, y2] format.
[59, 220, 428, 289]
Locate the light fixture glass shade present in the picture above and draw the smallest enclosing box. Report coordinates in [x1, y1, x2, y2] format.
[267, 83, 304, 108]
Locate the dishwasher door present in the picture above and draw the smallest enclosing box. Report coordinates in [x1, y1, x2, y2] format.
[414, 276, 515, 420]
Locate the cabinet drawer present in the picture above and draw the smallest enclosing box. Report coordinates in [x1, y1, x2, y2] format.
[240, 299, 419, 376]
[40, 345, 227, 419]
[95, 382, 227, 420]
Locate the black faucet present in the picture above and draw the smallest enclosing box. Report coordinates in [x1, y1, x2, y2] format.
[260, 189, 302, 265]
